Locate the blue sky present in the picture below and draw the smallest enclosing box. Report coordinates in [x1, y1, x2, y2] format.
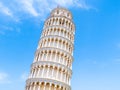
[0, 0, 120, 90]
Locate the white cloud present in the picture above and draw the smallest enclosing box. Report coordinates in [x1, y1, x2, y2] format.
[53, 0, 91, 9]
[0, 0, 92, 18]
[20, 0, 39, 17]
[0, 0, 96, 21]
[74, 0, 90, 9]
[0, 2, 13, 17]
[21, 72, 28, 81]
[93, 61, 97, 64]
[115, 59, 120, 64]
[0, 0, 96, 34]
[21, 0, 95, 21]
[0, 72, 7, 80]
[117, 43, 120, 48]
[0, 24, 22, 35]
[53, 0, 73, 7]
[0, 72, 11, 84]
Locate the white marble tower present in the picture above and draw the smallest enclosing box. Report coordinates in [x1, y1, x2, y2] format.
[25, 7, 75, 90]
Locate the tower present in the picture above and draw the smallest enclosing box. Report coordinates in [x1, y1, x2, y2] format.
[25, 7, 75, 90]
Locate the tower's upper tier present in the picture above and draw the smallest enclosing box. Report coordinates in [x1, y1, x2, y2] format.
[50, 7, 72, 20]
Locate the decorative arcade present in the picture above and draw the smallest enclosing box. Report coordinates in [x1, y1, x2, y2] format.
[25, 7, 75, 90]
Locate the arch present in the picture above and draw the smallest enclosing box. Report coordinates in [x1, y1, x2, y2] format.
[51, 84, 55, 90]
[46, 83, 50, 90]
[57, 10, 59, 14]
[59, 18, 62, 25]
[62, 19, 65, 26]
[41, 82, 45, 90]
[56, 85, 60, 90]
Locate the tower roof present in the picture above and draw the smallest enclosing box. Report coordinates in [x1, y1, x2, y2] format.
[52, 6, 72, 14]
[50, 6, 72, 19]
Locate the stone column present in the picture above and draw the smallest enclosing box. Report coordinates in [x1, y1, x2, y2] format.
[33, 85, 35, 90]
[49, 84, 51, 90]
[37, 68, 40, 78]
[56, 68, 59, 80]
[42, 67, 45, 77]
[29, 85, 32, 90]
[54, 52, 57, 62]
[60, 70, 62, 81]
[52, 67, 54, 79]
[41, 53, 43, 61]
[30, 70, 33, 78]
[47, 66, 49, 78]
[54, 85, 57, 90]
[43, 83, 46, 90]
[50, 52, 52, 61]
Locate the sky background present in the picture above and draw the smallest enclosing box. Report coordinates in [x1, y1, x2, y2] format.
[0, 0, 120, 90]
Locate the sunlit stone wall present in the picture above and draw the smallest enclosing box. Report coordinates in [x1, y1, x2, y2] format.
[25, 7, 75, 90]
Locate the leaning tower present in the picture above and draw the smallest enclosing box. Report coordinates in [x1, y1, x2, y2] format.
[25, 7, 75, 90]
